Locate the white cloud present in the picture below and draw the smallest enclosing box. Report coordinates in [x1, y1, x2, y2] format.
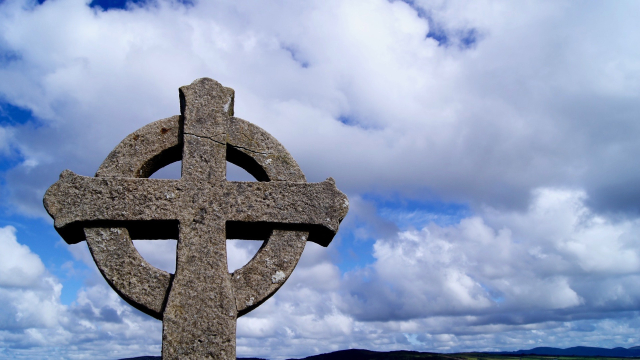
[0, 226, 164, 359]
[226, 239, 263, 273]
[2, 0, 640, 217]
[343, 189, 640, 322]
[233, 188, 640, 357]
[4, 188, 640, 358]
[0, 226, 45, 287]
[0, 226, 65, 333]
[133, 239, 177, 273]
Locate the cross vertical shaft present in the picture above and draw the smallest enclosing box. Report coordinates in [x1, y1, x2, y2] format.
[162, 79, 237, 359]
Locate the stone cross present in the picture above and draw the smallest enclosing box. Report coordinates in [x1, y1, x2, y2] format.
[43, 78, 349, 359]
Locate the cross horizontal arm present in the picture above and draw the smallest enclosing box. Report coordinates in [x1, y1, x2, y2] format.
[44, 170, 183, 244]
[224, 178, 349, 245]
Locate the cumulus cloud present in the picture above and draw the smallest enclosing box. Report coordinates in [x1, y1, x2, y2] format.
[0, 226, 164, 359]
[4, 189, 640, 358]
[343, 189, 640, 322]
[2, 0, 640, 216]
[6, 187, 638, 358]
[0, 226, 63, 331]
[234, 188, 640, 358]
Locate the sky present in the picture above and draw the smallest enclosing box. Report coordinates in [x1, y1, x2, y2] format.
[1, 0, 640, 359]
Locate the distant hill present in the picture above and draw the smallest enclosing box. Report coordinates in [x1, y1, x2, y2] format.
[492, 346, 640, 357]
[121, 350, 458, 360]
[121, 346, 640, 360]
[120, 351, 452, 360]
[287, 347, 640, 360]
[287, 349, 461, 360]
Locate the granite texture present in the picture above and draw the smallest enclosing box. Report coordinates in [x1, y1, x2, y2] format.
[43, 78, 349, 359]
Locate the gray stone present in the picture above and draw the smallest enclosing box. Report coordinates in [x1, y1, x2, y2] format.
[43, 78, 349, 359]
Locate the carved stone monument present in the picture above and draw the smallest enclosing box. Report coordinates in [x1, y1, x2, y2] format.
[43, 78, 349, 359]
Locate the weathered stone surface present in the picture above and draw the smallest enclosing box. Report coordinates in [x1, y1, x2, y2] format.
[85, 227, 172, 319]
[43, 78, 349, 359]
[95, 115, 182, 179]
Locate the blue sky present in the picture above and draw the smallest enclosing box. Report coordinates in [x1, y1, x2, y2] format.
[2, 0, 640, 359]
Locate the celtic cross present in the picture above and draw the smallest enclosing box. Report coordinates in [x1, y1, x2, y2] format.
[43, 78, 349, 359]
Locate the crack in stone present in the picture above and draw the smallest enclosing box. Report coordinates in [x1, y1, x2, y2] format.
[184, 132, 226, 146]
[229, 144, 268, 155]
[184, 132, 268, 155]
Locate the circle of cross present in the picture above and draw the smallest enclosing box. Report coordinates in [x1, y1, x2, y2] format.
[43, 78, 349, 359]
